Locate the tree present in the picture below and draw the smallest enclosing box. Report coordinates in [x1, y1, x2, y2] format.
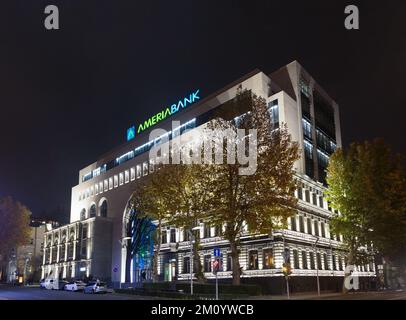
[203, 87, 300, 285]
[0, 196, 31, 281]
[131, 163, 210, 283]
[325, 139, 406, 291]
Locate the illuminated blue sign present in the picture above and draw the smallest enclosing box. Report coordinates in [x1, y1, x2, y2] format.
[127, 126, 135, 141]
[126, 89, 200, 141]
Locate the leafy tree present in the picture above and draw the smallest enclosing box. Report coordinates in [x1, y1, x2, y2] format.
[203, 88, 300, 285]
[326, 139, 406, 291]
[0, 196, 31, 281]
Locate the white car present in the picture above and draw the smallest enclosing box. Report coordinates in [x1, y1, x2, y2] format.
[83, 281, 107, 294]
[64, 280, 87, 292]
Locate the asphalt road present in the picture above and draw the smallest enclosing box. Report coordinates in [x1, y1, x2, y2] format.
[0, 285, 160, 300]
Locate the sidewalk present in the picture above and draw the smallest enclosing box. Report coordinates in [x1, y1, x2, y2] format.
[244, 292, 344, 300]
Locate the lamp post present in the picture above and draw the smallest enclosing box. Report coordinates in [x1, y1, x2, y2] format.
[188, 226, 200, 296]
[312, 236, 320, 296]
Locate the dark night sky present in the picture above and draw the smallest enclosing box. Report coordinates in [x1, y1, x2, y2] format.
[1, 0, 405, 220]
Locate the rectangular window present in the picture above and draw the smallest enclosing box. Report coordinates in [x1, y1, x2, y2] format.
[204, 224, 211, 238]
[90, 186, 94, 197]
[119, 172, 124, 185]
[248, 250, 258, 270]
[310, 252, 315, 269]
[314, 220, 319, 237]
[307, 218, 312, 234]
[317, 252, 322, 270]
[323, 253, 329, 270]
[136, 165, 142, 179]
[95, 184, 99, 195]
[82, 224, 88, 239]
[263, 248, 274, 269]
[170, 229, 176, 243]
[183, 256, 190, 274]
[227, 254, 233, 271]
[299, 216, 305, 233]
[297, 187, 303, 200]
[302, 251, 308, 269]
[291, 216, 297, 231]
[312, 193, 317, 205]
[338, 257, 343, 271]
[130, 167, 135, 181]
[161, 230, 167, 244]
[305, 190, 310, 202]
[99, 182, 103, 194]
[332, 255, 337, 270]
[321, 222, 326, 238]
[125, 170, 129, 183]
[183, 229, 190, 242]
[108, 177, 113, 190]
[114, 175, 118, 188]
[319, 196, 324, 208]
[204, 255, 212, 272]
[293, 250, 300, 269]
[81, 240, 87, 258]
[143, 162, 149, 176]
[104, 179, 109, 192]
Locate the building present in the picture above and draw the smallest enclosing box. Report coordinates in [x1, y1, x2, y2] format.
[41, 61, 375, 292]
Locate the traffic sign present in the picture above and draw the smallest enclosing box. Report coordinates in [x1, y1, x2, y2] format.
[214, 248, 221, 257]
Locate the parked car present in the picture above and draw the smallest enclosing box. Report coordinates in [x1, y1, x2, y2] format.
[39, 279, 46, 289]
[44, 278, 68, 290]
[64, 280, 87, 292]
[83, 281, 107, 294]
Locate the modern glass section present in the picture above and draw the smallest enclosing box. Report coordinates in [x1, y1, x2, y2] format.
[268, 100, 279, 129]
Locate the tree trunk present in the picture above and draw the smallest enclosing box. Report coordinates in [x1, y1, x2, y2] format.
[152, 224, 162, 283]
[193, 237, 205, 283]
[230, 240, 241, 285]
[343, 251, 354, 294]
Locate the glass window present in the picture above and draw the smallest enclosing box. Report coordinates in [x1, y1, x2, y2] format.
[89, 204, 96, 218]
[307, 218, 312, 234]
[299, 216, 305, 233]
[318, 196, 324, 208]
[310, 252, 315, 269]
[293, 250, 300, 269]
[130, 167, 135, 181]
[314, 220, 319, 236]
[204, 224, 211, 238]
[80, 209, 86, 220]
[317, 252, 322, 270]
[305, 190, 310, 202]
[99, 182, 103, 194]
[82, 224, 88, 239]
[81, 239, 87, 258]
[297, 186, 303, 200]
[143, 162, 149, 176]
[125, 170, 129, 183]
[109, 177, 113, 190]
[95, 184, 99, 195]
[321, 222, 326, 238]
[290, 216, 297, 231]
[248, 250, 258, 270]
[104, 179, 108, 192]
[263, 248, 274, 269]
[183, 229, 190, 242]
[136, 165, 142, 179]
[183, 256, 190, 274]
[332, 255, 337, 270]
[227, 254, 233, 271]
[323, 253, 329, 270]
[302, 251, 308, 269]
[161, 230, 167, 244]
[312, 193, 317, 205]
[170, 229, 176, 243]
[338, 257, 343, 271]
[90, 186, 94, 197]
[204, 255, 212, 272]
[214, 225, 222, 237]
[100, 200, 107, 218]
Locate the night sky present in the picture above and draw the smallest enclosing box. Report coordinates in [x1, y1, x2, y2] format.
[1, 0, 405, 221]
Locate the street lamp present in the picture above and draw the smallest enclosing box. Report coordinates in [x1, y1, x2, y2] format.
[188, 226, 200, 296]
[312, 236, 320, 296]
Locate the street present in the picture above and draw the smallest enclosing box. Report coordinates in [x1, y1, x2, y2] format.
[0, 285, 162, 300]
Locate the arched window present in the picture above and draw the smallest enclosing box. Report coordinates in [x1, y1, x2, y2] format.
[80, 209, 86, 220]
[89, 204, 96, 218]
[100, 200, 107, 218]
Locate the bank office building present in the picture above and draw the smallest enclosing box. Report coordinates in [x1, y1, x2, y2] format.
[41, 61, 375, 292]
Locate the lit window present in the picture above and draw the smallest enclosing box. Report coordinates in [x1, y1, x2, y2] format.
[125, 170, 129, 183]
[248, 250, 258, 270]
[149, 159, 155, 173]
[263, 249, 274, 269]
[114, 175, 118, 188]
[99, 182, 103, 194]
[95, 184, 99, 195]
[204, 255, 212, 272]
[136, 165, 141, 179]
[109, 177, 113, 190]
[119, 173, 124, 186]
[143, 162, 148, 176]
[104, 179, 108, 192]
[130, 167, 135, 181]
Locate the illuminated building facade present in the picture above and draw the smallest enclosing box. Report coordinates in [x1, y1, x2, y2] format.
[41, 61, 375, 292]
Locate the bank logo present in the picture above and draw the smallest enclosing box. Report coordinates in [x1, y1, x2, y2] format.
[127, 126, 136, 141]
